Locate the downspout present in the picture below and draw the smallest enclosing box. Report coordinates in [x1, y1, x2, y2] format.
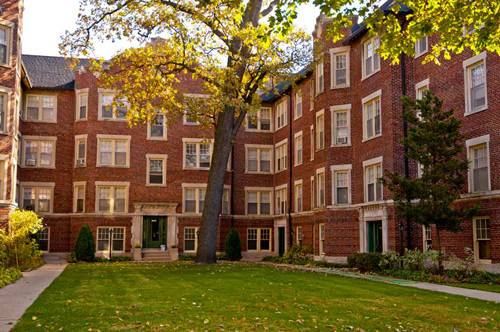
[288, 92, 294, 248]
[230, 144, 235, 228]
[400, 17, 412, 250]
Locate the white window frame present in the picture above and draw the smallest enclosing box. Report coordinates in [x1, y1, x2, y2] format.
[24, 94, 57, 123]
[473, 217, 491, 263]
[275, 99, 287, 131]
[316, 167, 326, 207]
[182, 93, 210, 125]
[75, 134, 87, 167]
[330, 46, 350, 89]
[362, 89, 382, 142]
[245, 144, 273, 174]
[0, 20, 14, 67]
[415, 78, 429, 99]
[294, 90, 303, 120]
[0, 86, 12, 134]
[247, 228, 272, 252]
[246, 107, 272, 132]
[331, 104, 351, 146]
[275, 139, 288, 173]
[294, 131, 303, 166]
[73, 181, 86, 213]
[315, 61, 324, 95]
[96, 227, 126, 253]
[363, 156, 383, 203]
[182, 184, 207, 215]
[294, 179, 303, 213]
[275, 184, 287, 215]
[362, 35, 381, 80]
[331, 164, 352, 205]
[75, 88, 88, 121]
[466, 135, 491, 193]
[221, 188, 231, 215]
[463, 52, 488, 115]
[147, 114, 168, 140]
[20, 182, 55, 214]
[310, 176, 315, 210]
[310, 125, 314, 161]
[182, 138, 213, 170]
[38, 227, 50, 252]
[309, 80, 314, 111]
[98, 90, 128, 121]
[422, 225, 432, 252]
[146, 154, 168, 187]
[315, 109, 325, 151]
[296, 226, 303, 244]
[319, 223, 326, 255]
[244, 187, 273, 216]
[415, 37, 428, 58]
[21, 136, 57, 169]
[94, 181, 130, 214]
[0, 154, 9, 202]
[184, 227, 199, 253]
[96, 134, 131, 168]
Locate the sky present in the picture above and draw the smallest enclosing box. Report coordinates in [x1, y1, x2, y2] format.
[22, 0, 320, 59]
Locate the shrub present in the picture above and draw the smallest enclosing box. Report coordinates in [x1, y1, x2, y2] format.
[283, 244, 313, 265]
[74, 225, 95, 262]
[262, 256, 284, 263]
[225, 229, 242, 261]
[110, 255, 133, 262]
[0, 267, 22, 288]
[67, 251, 77, 263]
[178, 255, 195, 261]
[347, 253, 382, 272]
[379, 251, 400, 270]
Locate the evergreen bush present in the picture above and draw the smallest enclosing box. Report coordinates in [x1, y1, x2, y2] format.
[74, 225, 95, 262]
[224, 229, 242, 261]
[347, 253, 382, 272]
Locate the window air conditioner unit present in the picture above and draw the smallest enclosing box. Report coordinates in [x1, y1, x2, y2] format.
[25, 159, 36, 166]
[337, 137, 348, 145]
[76, 158, 85, 166]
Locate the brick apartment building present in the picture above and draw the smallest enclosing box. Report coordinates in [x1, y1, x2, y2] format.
[0, 0, 498, 263]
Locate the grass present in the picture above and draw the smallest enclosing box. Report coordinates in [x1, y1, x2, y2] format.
[15, 262, 499, 331]
[451, 282, 500, 293]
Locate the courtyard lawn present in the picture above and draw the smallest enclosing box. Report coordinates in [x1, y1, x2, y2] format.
[15, 263, 499, 331]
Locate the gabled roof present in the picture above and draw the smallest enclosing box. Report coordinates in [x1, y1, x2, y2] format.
[22, 55, 87, 90]
[260, 65, 312, 102]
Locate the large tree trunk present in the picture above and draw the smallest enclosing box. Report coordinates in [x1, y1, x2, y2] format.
[195, 107, 235, 264]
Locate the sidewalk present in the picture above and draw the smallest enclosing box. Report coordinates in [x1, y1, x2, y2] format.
[0, 258, 67, 332]
[269, 263, 500, 303]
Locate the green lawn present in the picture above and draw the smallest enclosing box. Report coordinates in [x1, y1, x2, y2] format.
[452, 282, 500, 293]
[15, 263, 499, 331]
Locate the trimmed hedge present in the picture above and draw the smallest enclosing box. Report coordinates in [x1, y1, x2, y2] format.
[347, 253, 382, 272]
[225, 229, 242, 261]
[74, 225, 95, 262]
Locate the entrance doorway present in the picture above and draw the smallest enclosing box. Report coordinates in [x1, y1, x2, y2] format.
[278, 227, 285, 256]
[143, 216, 167, 248]
[367, 220, 383, 253]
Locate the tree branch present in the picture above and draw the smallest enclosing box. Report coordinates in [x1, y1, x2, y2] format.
[260, 0, 279, 17]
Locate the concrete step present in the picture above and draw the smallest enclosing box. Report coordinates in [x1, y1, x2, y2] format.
[142, 257, 174, 262]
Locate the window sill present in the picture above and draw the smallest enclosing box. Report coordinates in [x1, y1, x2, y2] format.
[293, 115, 302, 121]
[245, 171, 273, 175]
[21, 165, 56, 169]
[315, 147, 325, 152]
[183, 212, 202, 216]
[331, 84, 350, 90]
[98, 118, 128, 122]
[274, 169, 287, 174]
[361, 69, 380, 82]
[94, 211, 129, 215]
[315, 91, 324, 97]
[0, 63, 13, 69]
[96, 165, 130, 168]
[146, 183, 166, 187]
[275, 125, 287, 132]
[465, 106, 488, 117]
[362, 133, 382, 143]
[74, 164, 86, 168]
[75, 118, 88, 122]
[23, 119, 57, 124]
[0, 131, 9, 136]
[245, 129, 273, 133]
[331, 143, 351, 147]
[294, 162, 302, 167]
[183, 122, 200, 126]
[183, 167, 210, 171]
[414, 50, 428, 60]
[147, 137, 168, 141]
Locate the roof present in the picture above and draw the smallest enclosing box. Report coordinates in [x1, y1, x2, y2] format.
[260, 65, 312, 102]
[21, 55, 86, 90]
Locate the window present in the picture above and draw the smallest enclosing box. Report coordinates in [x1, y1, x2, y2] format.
[38, 228, 50, 252]
[331, 105, 351, 146]
[363, 36, 380, 78]
[76, 92, 88, 120]
[473, 217, 491, 262]
[423, 225, 432, 252]
[275, 100, 287, 130]
[21, 183, 54, 213]
[97, 135, 130, 167]
[147, 155, 167, 186]
[275, 140, 287, 172]
[183, 186, 206, 214]
[96, 182, 129, 213]
[415, 79, 429, 119]
[99, 92, 127, 120]
[0, 157, 7, 200]
[315, 61, 324, 94]
[275, 185, 287, 215]
[183, 110, 199, 125]
[315, 110, 324, 150]
[362, 90, 382, 141]
[247, 228, 271, 251]
[330, 47, 350, 88]
[221, 188, 230, 215]
[295, 180, 303, 213]
[310, 125, 314, 161]
[25, 95, 57, 122]
[183, 139, 212, 169]
[22, 137, 56, 168]
[245, 189, 272, 215]
[245, 145, 272, 173]
[184, 227, 199, 252]
[97, 227, 125, 252]
[148, 114, 167, 140]
[0, 26, 8, 65]
[332, 165, 351, 205]
[415, 37, 428, 57]
[74, 182, 85, 213]
[0, 93, 7, 132]
[75, 135, 87, 167]
[464, 52, 487, 114]
[364, 158, 383, 202]
[319, 223, 325, 255]
[247, 107, 272, 132]
[316, 169, 325, 207]
[294, 90, 302, 119]
[310, 176, 315, 209]
[294, 131, 303, 166]
[467, 135, 490, 193]
[296, 226, 303, 245]
[309, 80, 314, 111]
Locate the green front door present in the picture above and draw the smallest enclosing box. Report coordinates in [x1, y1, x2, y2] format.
[143, 216, 167, 248]
[367, 220, 382, 253]
[278, 227, 285, 257]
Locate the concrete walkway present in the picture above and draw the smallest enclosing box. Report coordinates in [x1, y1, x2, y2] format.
[269, 263, 500, 303]
[0, 259, 67, 332]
